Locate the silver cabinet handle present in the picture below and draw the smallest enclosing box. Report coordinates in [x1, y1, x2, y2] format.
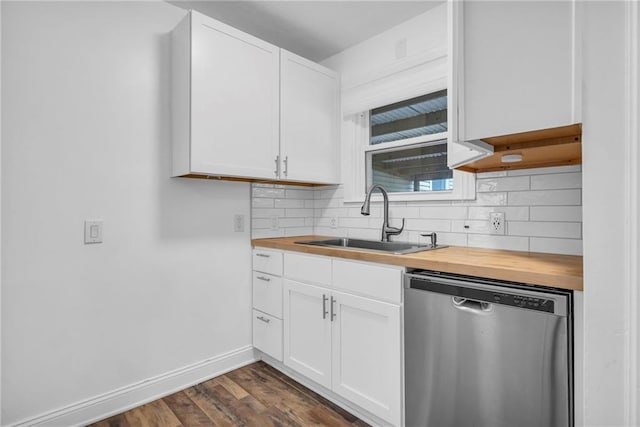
[256, 276, 271, 282]
[330, 296, 337, 321]
[274, 155, 280, 177]
[322, 294, 329, 319]
[283, 155, 288, 177]
[255, 253, 270, 258]
[257, 316, 271, 323]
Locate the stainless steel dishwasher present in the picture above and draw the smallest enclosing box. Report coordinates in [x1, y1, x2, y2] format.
[404, 270, 573, 427]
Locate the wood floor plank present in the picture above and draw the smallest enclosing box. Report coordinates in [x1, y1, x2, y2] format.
[87, 362, 368, 427]
[212, 374, 249, 400]
[308, 404, 361, 427]
[201, 382, 268, 426]
[90, 413, 129, 427]
[123, 407, 153, 427]
[162, 391, 211, 427]
[183, 385, 236, 427]
[138, 399, 183, 427]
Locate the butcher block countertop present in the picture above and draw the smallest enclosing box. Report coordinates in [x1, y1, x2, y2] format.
[252, 235, 584, 291]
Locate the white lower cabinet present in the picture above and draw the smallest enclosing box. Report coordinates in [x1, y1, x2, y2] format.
[331, 290, 401, 425]
[281, 255, 403, 426]
[282, 279, 332, 388]
[252, 310, 283, 361]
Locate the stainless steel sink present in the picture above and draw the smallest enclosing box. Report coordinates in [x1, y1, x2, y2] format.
[295, 237, 447, 255]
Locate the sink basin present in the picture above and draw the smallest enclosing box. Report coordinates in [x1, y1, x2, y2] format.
[295, 238, 447, 255]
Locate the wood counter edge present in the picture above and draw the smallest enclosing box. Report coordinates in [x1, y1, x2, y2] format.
[251, 236, 584, 292]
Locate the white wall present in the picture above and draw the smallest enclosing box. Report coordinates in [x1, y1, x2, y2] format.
[1, 2, 252, 424]
[582, 1, 639, 425]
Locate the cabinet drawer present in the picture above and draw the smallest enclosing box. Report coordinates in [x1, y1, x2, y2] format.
[252, 309, 283, 361]
[253, 272, 283, 318]
[333, 259, 402, 304]
[253, 249, 283, 276]
[284, 252, 332, 286]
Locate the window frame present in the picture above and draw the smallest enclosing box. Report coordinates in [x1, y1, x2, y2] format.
[341, 109, 476, 203]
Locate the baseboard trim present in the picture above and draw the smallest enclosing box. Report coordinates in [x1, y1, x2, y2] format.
[11, 346, 258, 427]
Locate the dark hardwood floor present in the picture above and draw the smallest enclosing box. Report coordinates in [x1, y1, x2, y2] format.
[89, 361, 369, 427]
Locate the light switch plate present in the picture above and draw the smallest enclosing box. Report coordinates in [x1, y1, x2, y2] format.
[84, 220, 103, 244]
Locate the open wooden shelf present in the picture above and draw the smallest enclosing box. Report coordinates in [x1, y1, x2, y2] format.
[456, 123, 582, 173]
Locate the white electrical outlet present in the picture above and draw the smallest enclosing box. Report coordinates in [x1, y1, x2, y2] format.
[490, 212, 505, 235]
[270, 215, 279, 230]
[329, 217, 338, 229]
[233, 214, 245, 232]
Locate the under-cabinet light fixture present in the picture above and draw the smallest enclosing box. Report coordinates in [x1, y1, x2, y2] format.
[501, 154, 523, 163]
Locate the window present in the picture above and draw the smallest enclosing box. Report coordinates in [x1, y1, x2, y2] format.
[365, 91, 457, 195]
[341, 89, 476, 203]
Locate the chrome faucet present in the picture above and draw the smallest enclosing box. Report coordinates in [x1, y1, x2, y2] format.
[361, 184, 405, 242]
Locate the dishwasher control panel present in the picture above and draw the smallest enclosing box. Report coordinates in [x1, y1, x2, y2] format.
[492, 293, 554, 313]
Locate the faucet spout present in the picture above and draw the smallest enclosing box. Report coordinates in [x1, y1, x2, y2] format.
[361, 184, 405, 242]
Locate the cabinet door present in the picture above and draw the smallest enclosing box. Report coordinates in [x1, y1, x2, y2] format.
[457, 1, 578, 141]
[283, 279, 332, 389]
[331, 291, 401, 426]
[190, 12, 280, 179]
[280, 50, 340, 184]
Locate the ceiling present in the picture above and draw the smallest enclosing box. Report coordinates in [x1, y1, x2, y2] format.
[168, 1, 443, 62]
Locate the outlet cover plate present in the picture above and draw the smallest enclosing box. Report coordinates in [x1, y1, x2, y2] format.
[490, 212, 505, 235]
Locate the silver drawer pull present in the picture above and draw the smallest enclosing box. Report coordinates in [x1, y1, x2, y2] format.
[257, 316, 271, 323]
[255, 253, 271, 258]
[257, 276, 271, 282]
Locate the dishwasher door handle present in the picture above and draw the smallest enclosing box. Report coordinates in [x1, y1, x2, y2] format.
[452, 296, 493, 314]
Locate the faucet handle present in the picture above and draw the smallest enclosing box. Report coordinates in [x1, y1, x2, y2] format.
[420, 232, 437, 248]
[387, 218, 405, 235]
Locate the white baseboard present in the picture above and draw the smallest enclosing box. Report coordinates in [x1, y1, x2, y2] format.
[10, 346, 258, 427]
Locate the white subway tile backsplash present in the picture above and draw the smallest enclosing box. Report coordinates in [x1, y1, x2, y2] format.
[508, 221, 582, 238]
[418, 206, 468, 219]
[252, 197, 274, 208]
[508, 189, 581, 206]
[452, 220, 491, 234]
[285, 208, 314, 218]
[278, 218, 306, 228]
[530, 206, 582, 222]
[468, 206, 529, 221]
[406, 218, 452, 233]
[285, 188, 314, 199]
[252, 229, 284, 239]
[507, 165, 581, 176]
[530, 237, 583, 256]
[347, 228, 381, 240]
[252, 218, 274, 229]
[252, 208, 285, 218]
[339, 217, 372, 228]
[530, 172, 582, 190]
[477, 176, 530, 192]
[389, 206, 421, 219]
[252, 186, 285, 198]
[251, 167, 583, 256]
[275, 198, 305, 209]
[284, 227, 314, 237]
[473, 192, 508, 206]
[476, 171, 508, 178]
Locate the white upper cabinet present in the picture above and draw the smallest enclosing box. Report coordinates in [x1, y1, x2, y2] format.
[280, 50, 340, 184]
[172, 11, 280, 179]
[448, 0, 581, 168]
[171, 11, 340, 185]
